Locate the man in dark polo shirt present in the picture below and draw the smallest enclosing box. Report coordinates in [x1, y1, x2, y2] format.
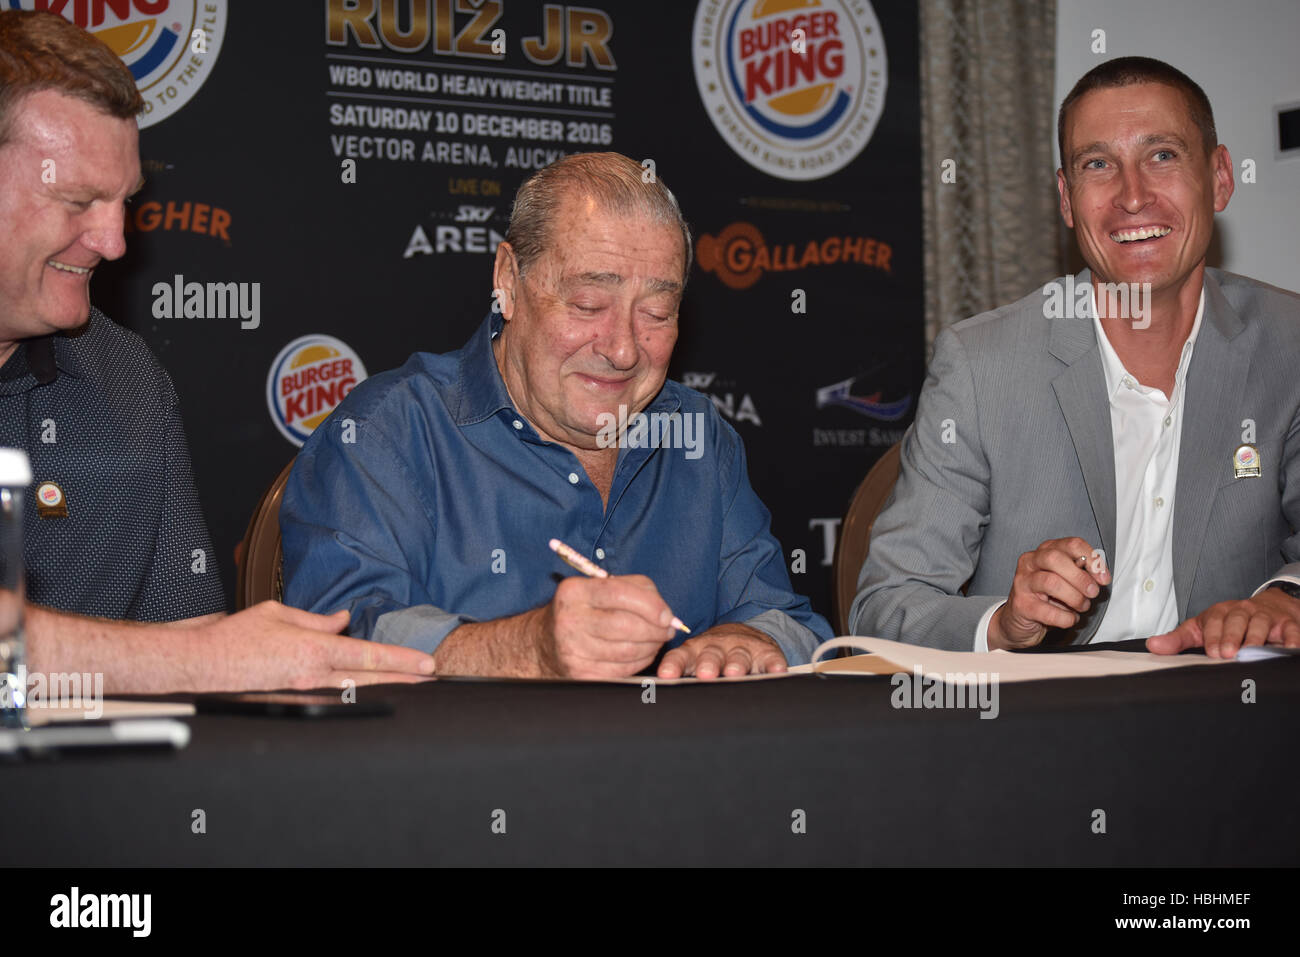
[0, 313, 228, 622]
[0, 10, 433, 691]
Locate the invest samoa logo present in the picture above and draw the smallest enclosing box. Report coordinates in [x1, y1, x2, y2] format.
[816, 377, 910, 421]
[693, 0, 886, 181]
[7, 1, 227, 129]
[267, 335, 367, 448]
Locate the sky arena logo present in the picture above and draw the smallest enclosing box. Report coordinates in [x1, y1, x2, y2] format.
[267, 335, 367, 447]
[9, 0, 228, 129]
[682, 372, 762, 426]
[693, 0, 887, 181]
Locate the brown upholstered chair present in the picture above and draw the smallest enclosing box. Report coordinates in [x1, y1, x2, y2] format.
[235, 458, 296, 610]
[831, 442, 902, 635]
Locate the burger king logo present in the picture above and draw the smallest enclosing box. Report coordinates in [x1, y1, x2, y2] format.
[8, 0, 227, 129]
[693, 0, 886, 181]
[267, 335, 368, 448]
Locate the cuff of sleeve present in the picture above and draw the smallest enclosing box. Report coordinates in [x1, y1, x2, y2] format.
[743, 608, 821, 666]
[1252, 575, 1300, 597]
[974, 600, 1006, 653]
[372, 605, 477, 655]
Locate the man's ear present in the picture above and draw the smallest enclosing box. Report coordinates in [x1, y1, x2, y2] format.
[1210, 144, 1235, 212]
[492, 241, 520, 320]
[1056, 168, 1075, 229]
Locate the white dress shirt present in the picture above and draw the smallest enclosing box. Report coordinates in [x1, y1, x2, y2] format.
[974, 288, 1205, 650]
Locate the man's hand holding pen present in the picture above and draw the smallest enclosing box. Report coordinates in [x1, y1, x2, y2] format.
[987, 537, 1112, 651]
[537, 573, 680, 679]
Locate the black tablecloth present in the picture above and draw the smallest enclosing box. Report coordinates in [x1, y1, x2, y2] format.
[7, 657, 1299, 866]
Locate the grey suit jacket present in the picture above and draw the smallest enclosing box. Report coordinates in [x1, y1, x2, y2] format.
[850, 268, 1300, 650]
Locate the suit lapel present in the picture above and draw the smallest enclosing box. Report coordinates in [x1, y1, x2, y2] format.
[1173, 272, 1248, 616]
[1049, 271, 1117, 579]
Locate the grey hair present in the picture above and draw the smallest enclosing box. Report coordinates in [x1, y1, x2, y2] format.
[503, 151, 693, 286]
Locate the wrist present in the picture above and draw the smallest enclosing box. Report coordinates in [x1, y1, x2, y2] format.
[182, 624, 228, 693]
[704, 622, 770, 643]
[1264, 580, 1300, 602]
[986, 606, 1042, 651]
[986, 605, 1009, 650]
[528, 605, 562, 678]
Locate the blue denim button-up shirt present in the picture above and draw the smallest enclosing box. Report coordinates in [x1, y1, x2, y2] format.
[280, 314, 831, 663]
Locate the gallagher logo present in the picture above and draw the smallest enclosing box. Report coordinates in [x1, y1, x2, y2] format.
[693, 0, 886, 181]
[124, 199, 231, 240]
[696, 221, 892, 290]
[9, 1, 227, 129]
[266, 335, 367, 447]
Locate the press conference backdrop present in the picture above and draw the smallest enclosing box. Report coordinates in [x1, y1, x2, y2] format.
[43, 0, 923, 622]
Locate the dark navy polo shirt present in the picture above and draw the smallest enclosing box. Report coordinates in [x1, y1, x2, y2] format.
[0, 307, 226, 621]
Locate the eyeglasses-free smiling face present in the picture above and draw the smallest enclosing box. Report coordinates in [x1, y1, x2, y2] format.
[1057, 82, 1234, 306]
[492, 192, 686, 453]
[0, 90, 142, 357]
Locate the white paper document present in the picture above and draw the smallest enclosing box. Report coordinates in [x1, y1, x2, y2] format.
[791, 635, 1254, 683]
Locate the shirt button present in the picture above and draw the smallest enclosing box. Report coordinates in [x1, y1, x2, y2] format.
[512, 419, 523, 430]
[568, 472, 579, 485]
[1163, 416, 1172, 428]
[1122, 376, 1135, 389]
[1154, 497, 1165, 508]
[1143, 579, 1155, 593]
[595, 548, 606, 560]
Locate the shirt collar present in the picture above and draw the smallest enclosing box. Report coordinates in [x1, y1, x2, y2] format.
[452, 312, 514, 426]
[0, 330, 84, 394]
[1092, 285, 1204, 400]
[50, 329, 85, 379]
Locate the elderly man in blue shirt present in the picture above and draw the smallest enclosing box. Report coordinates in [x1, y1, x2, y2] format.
[281, 152, 831, 679]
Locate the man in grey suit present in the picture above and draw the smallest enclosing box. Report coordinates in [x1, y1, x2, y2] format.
[851, 56, 1300, 658]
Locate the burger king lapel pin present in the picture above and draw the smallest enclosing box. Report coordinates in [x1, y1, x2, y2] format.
[35, 481, 67, 518]
[1233, 444, 1261, 479]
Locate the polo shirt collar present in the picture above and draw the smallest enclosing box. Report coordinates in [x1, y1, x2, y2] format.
[50, 329, 86, 379]
[0, 330, 83, 394]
